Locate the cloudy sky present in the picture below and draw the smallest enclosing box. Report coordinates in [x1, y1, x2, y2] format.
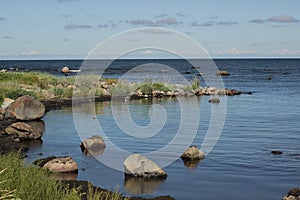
[0, 0, 299, 59]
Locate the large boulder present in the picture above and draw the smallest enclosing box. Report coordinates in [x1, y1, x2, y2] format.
[4, 121, 44, 140]
[5, 96, 45, 120]
[124, 154, 167, 179]
[34, 156, 78, 173]
[283, 188, 300, 200]
[181, 145, 205, 160]
[80, 135, 106, 155]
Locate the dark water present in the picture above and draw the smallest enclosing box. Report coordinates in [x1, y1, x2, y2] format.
[5, 59, 300, 199]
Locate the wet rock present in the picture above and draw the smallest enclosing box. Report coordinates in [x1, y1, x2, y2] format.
[4, 121, 44, 140]
[61, 66, 70, 74]
[124, 154, 167, 179]
[181, 145, 205, 160]
[5, 96, 45, 120]
[34, 156, 78, 173]
[80, 135, 106, 155]
[208, 97, 220, 103]
[283, 188, 300, 200]
[216, 70, 230, 76]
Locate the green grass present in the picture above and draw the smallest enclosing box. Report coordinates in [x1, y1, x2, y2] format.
[0, 71, 202, 105]
[0, 153, 128, 200]
[0, 153, 81, 200]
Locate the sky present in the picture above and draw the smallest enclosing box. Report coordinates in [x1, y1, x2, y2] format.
[0, 0, 300, 59]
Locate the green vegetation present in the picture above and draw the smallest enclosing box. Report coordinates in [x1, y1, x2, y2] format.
[0, 71, 202, 105]
[0, 153, 80, 200]
[0, 153, 128, 200]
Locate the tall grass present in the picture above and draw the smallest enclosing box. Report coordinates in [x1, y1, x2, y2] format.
[0, 153, 81, 200]
[0, 153, 129, 200]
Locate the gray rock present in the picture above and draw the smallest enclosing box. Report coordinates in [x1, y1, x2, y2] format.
[4, 121, 44, 140]
[181, 145, 205, 160]
[42, 156, 78, 173]
[5, 96, 45, 120]
[80, 135, 106, 155]
[283, 188, 300, 200]
[124, 154, 167, 179]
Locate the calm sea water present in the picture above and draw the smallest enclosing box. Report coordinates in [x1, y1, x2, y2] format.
[6, 59, 300, 200]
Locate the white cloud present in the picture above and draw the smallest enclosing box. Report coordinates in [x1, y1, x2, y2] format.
[267, 15, 299, 23]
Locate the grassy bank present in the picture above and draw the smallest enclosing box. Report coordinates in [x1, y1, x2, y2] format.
[0, 152, 127, 200]
[0, 71, 201, 105]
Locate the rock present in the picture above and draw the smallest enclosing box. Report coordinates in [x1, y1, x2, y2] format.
[61, 66, 70, 74]
[124, 154, 167, 179]
[80, 135, 106, 155]
[181, 145, 205, 160]
[197, 73, 204, 76]
[1, 98, 14, 109]
[38, 156, 78, 173]
[216, 70, 230, 76]
[283, 188, 300, 200]
[5, 96, 45, 120]
[271, 150, 283, 155]
[208, 97, 220, 103]
[152, 90, 165, 98]
[4, 121, 44, 140]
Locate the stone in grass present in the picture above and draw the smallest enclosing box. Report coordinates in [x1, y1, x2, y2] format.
[33, 156, 78, 173]
[80, 135, 106, 155]
[5, 96, 45, 121]
[181, 145, 205, 161]
[124, 154, 167, 179]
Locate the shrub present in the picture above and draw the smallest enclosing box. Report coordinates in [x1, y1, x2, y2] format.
[6, 89, 37, 100]
[136, 82, 153, 95]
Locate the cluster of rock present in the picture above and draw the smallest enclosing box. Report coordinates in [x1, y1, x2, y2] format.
[0, 96, 45, 141]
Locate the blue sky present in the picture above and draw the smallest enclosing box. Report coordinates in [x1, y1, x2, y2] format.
[0, 0, 299, 59]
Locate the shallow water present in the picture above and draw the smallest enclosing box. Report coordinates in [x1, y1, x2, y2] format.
[24, 59, 300, 200]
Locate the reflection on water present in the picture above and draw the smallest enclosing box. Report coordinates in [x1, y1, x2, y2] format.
[124, 176, 166, 194]
[81, 146, 106, 156]
[182, 159, 204, 169]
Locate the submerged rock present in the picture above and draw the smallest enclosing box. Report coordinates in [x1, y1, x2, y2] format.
[181, 145, 205, 160]
[80, 135, 106, 155]
[283, 188, 300, 200]
[208, 97, 220, 103]
[124, 154, 167, 179]
[5, 96, 45, 120]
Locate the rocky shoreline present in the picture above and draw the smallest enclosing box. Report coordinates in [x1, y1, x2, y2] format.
[1, 93, 296, 200]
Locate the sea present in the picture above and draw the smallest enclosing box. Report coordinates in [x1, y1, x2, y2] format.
[1, 59, 300, 200]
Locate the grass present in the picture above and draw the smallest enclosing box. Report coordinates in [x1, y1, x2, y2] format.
[0, 152, 128, 200]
